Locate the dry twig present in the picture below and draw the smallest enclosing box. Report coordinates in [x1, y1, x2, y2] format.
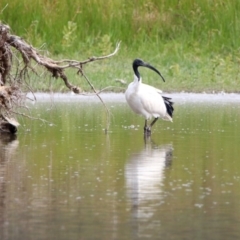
[0, 23, 121, 133]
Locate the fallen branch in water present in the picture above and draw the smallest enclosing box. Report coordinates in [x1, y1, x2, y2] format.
[0, 23, 120, 133]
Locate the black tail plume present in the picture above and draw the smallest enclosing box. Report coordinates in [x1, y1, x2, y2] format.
[163, 96, 174, 118]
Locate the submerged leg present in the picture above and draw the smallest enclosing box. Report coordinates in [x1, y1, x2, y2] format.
[144, 119, 148, 131]
[144, 119, 151, 136]
[150, 117, 159, 128]
[144, 118, 159, 136]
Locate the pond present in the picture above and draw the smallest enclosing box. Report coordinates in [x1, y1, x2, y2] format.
[1, 93, 240, 240]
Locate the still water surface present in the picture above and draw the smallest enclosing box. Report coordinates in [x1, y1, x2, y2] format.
[1, 93, 240, 240]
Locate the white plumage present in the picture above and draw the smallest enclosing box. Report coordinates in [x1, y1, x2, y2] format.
[125, 59, 174, 135]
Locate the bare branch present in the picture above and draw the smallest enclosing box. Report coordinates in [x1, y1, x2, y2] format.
[0, 25, 12, 85]
[53, 41, 121, 67]
[10, 109, 54, 126]
[80, 70, 111, 133]
[0, 23, 121, 133]
[6, 34, 120, 93]
[75, 41, 121, 66]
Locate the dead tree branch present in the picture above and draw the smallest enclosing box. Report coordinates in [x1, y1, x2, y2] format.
[0, 25, 12, 85]
[6, 33, 120, 93]
[0, 23, 121, 133]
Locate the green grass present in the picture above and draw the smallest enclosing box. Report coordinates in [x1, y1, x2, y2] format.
[1, 0, 240, 92]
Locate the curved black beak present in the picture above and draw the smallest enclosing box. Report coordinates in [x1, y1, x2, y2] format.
[144, 62, 165, 82]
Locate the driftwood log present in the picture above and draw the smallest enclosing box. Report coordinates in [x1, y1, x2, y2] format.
[0, 23, 120, 134]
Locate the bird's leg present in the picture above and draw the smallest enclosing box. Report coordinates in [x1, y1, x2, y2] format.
[144, 119, 151, 135]
[144, 119, 148, 131]
[144, 118, 158, 135]
[150, 117, 159, 129]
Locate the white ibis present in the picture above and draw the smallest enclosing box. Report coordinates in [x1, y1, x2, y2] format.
[125, 59, 174, 135]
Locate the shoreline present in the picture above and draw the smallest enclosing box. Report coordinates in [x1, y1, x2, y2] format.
[26, 92, 240, 103]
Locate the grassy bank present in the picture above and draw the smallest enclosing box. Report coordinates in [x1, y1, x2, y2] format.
[1, 0, 240, 92]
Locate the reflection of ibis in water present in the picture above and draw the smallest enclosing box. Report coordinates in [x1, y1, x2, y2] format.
[125, 139, 173, 220]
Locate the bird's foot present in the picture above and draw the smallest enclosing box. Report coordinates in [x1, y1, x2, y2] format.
[144, 126, 151, 136]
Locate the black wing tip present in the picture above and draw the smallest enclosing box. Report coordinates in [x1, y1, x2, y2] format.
[163, 96, 174, 118]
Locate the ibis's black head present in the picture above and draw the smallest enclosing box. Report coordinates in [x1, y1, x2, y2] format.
[132, 58, 165, 82]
